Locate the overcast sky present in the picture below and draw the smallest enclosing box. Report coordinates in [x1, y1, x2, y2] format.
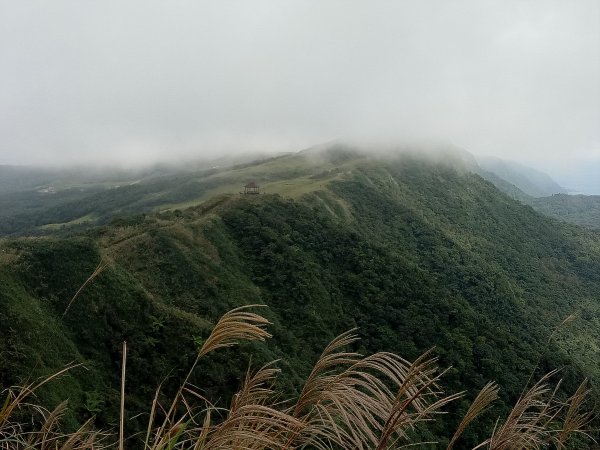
[1, 1, 599, 185]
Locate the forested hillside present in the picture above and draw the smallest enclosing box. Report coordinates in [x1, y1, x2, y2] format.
[1, 148, 599, 447]
[528, 194, 600, 229]
[475, 159, 600, 229]
[476, 156, 565, 197]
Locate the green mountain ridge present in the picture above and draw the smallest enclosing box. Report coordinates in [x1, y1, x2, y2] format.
[527, 194, 600, 230]
[476, 156, 566, 198]
[474, 156, 600, 229]
[1, 147, 598, 234]
[1, 148, 599, 447]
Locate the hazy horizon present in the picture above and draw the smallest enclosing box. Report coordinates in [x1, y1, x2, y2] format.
[1, 1, 599, 191]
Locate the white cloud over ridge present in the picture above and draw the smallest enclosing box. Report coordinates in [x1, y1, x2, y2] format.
[0, 1, 598, 181]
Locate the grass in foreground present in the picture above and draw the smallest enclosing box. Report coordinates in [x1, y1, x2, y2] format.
[0, 306, 595, 449]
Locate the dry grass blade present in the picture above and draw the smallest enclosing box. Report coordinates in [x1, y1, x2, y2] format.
[60, 416, 97, 449]
[180, 363, 296, 450]
[202, 404, 303, 450]
[376, 355, 463, 450]
[119, 341, 127, 450]
[292, 329, 361, 417]
[0, 366, 110, 450]
[230, 362, 280, 413]
[63, 258, 110, 317]
[555, 378, 596, 449]
[2, 306, 594, 450]
[151, 305, 272, 447]
[37, 400, 68, 450]
[284, 333, 458, 450]
[519, 313, 580, 402]
[0, 363, 81, 429]
[192, 408, 212, 450]
[474, 370, 562, 450]
[144, 383, 164, 450]
[447, 381, 499, 450]
[559, 313, 579, 329]
[148, 365, 299, 450]
[198, 305, 271, 357]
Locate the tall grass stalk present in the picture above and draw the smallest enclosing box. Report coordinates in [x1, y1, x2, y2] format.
[1, 306, 595, 449]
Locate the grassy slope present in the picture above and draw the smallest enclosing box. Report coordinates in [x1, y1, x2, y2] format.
[3, 148, 598, 234]
[1, 149, 599, 446]
[0, 148, 369, 235]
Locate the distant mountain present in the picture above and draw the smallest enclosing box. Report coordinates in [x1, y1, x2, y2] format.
[0, 156, 279, 235]
[473, 157, 600, 228]
[528, 194, 600, 229]
[555, 161, 600, 195]
[0, 165, 58, 193]
[474, 169, 530, 202]
[3, 149, 599, 236]
[476, 156, 565, 198]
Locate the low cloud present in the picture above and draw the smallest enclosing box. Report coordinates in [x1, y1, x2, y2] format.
[0, 1, 598, 181]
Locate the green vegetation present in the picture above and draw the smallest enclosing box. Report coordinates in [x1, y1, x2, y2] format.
[0, 149, 361, 235]
[475, 157, 600, 229]
[0, 307, 594, 449]
[528, 194, 600, 229]
[0, 148, 599, 447]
